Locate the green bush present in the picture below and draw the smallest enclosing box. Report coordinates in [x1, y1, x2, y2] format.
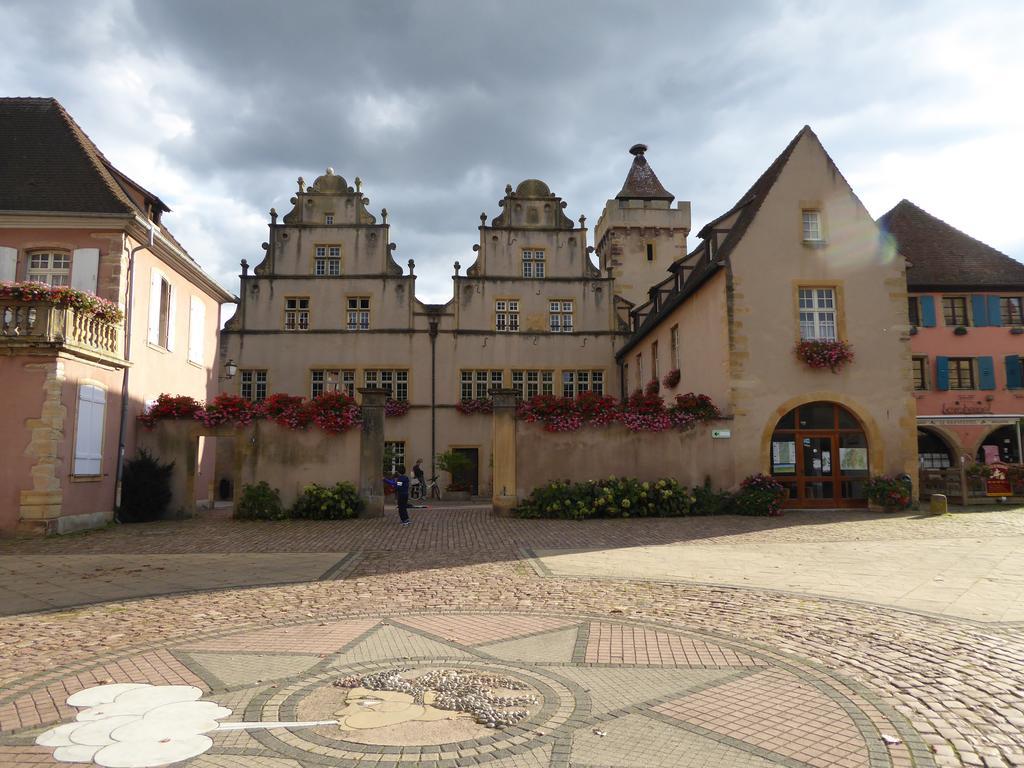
[290, 482, 365, 520]
[118, 449, 174, 523]
[732, 474, 787, 516]
[234, 481, 285, 520]
[691, 480, 735, 516]
[515, 477, 694, 519]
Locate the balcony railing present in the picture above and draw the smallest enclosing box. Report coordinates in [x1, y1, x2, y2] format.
[0, 299, 123, 362]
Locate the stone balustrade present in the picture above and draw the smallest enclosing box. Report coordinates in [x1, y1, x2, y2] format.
[0, 299, 123, 363]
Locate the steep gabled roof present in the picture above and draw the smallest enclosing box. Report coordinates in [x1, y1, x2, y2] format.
[617, 126, 814, 359]
[0, 97, 173, 220]
[878, 200, 1024, 290]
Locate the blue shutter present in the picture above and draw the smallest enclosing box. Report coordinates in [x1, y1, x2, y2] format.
[919, 296, 936, 327]
[1006, 355, 1023, 390]
[978, 356, 996, 390]
[935, 356, 949, 390]
[988, 295, 1002, 327]
[971, 295, 989, 327]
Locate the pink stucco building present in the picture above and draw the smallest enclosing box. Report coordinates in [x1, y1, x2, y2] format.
[880, 200, 1024, 468]
[0, 98, 233, 534]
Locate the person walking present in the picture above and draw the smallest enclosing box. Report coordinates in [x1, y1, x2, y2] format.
[411, 458, 428, 508]
[383, 465, 412, 525]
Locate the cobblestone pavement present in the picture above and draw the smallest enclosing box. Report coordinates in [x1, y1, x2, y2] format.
[1, 506, 1023, 767]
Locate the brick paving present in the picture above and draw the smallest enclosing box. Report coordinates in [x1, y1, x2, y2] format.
[0, 505, 1022, 766]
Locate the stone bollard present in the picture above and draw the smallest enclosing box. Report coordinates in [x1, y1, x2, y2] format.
[929, 494, 948, 516]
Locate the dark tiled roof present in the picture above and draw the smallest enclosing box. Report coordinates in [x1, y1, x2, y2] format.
[878, 200, 1024, 290]
[0, 97, 170, 217]
[617, 126, 814, 359]
[616, 144, 674, 202]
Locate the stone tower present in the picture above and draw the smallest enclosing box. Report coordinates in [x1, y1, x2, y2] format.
[594, 144, 691, 308]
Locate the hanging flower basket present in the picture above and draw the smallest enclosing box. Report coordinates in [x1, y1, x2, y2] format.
[662, 368, 681, 389]
[455, 398, 494, 415]
[794, 339, 854, 373]
[384, 398, 410, 417]
[644, 378, 660, 396]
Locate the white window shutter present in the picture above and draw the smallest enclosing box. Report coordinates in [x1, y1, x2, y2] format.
[0, 247, 16, 282]
[70, 248, 100, 293]
[147, 269, 162, 345]
[73, 385, 106, 475]
[166, 284, 177, 351]
[188, 296, 205, 364]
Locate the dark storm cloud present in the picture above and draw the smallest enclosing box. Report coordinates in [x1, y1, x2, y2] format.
[1, 0, 1021, 301]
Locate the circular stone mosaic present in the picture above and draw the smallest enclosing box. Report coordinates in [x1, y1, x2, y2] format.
[0, 613, 934, 768]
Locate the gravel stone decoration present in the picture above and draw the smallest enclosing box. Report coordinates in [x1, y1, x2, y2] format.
[334, 667, 538, 727]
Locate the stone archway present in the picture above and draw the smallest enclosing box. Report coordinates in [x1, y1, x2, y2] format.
[975, 425, 1022, 464]
[917, 426, 957, 469]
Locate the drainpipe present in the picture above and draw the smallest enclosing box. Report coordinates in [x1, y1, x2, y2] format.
[113, 223, 154, 513]
[429, 314, 439, 480]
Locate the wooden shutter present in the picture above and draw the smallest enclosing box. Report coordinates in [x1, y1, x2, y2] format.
[73, 384, 106, 475]
[70, 248, 100, 293]
[971, 295, 989, 326]
[987, 295, 1002, 327]
[919, 296, 936, 327]
[147, 269, 162, 344]
[166, 284, 177, 351]
[1006, 355, 1023, 390]
[978, 356, 996, 390]
[0, 247, 16, 282]
[188, 296, 205, 364]
[935, 356, 949, 390]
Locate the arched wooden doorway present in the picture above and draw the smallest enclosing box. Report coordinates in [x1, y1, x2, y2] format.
[769, 401, 869, 508]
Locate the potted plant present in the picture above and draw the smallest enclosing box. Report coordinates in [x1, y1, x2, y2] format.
[436, 450, 473, 499]
[864, 475, 912, 512]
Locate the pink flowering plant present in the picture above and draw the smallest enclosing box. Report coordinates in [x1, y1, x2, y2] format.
[644, 378, 661, 396]
[138, 394, 203, 428]
[200, 393, 260, 426]
[306, 391, 363, 433]
[734, 473, 787, 516]
[517, 390, 721, 433]
[662, 368, 681, 389]
[795, 339, 854, 373]
[260, 393, 310, 429]
[863, 475, 912, 509]
[455, 397, 494, 415]
[0, 281, 124, 324]
[384, 398, 410, 417]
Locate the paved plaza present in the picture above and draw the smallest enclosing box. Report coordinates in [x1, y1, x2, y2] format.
[1, 505, 1023, 767]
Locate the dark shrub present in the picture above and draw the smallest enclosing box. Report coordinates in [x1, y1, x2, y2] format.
[691, 481, 735, 516]
[515, 477, 693, 519]
[118, 449, 173, 523]
[234, 481, 285, 520]
[290, 482, 365, 520]
[733, 474, 787, 516]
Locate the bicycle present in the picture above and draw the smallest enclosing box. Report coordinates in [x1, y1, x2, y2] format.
[411, 475, 442, 501]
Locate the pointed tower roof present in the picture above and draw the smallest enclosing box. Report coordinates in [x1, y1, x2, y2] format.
[615, 144, 674, 202]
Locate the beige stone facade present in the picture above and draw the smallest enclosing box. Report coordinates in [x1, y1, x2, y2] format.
[223, 129, 917, 507]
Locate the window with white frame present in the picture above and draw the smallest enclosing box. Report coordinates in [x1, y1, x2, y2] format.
[187, 296, 206, 365]
[802, 210, 822, 242]
[651, 341, 659, 380]
[522, 249, 545, 278]
[364, 369, 409, 401]
[461, 370, 504, 400]
[347, 297, 370, 330]
[27, 251, 71, 286]
[73, 384, 105, 476]
[635, 353, 644, 389]
[284, 297, 310, 330]
[549, 300, 574, 332]
[384, 440, 405, 474]
[147, 270, 174, 350]
[798, 287, 837, 340]
[314, 245, 341, 276]
[324, 213, 335, 225]
[495, 300, 520, 332]
[310, 369, 341, 398]
[511, 370, 554, 399]
[562, 370, 604, 397]
[240, 370, 268, 401]
[670, 324, 679, 370]
[341, 370, 355, 397]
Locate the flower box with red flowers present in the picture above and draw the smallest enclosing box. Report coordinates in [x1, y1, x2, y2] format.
[384, 398, 410, 417]
[0, 281, 124, 324]
[794, 339, 854, 372]
[455, 398, 493, 415]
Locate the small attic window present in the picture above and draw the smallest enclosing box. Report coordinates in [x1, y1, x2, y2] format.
[324, 213, 335, 225]
[646, 243, 655, 262]
[802, 210, 822, 242]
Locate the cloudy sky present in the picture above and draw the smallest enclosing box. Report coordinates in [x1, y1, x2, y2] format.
[2, 0, 1021, 305]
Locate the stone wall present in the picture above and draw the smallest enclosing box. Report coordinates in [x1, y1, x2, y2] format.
[513, 420, 737, 501]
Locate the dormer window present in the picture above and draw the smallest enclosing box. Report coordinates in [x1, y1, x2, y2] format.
[522, 249, 545, 278]
[802, 210, 822, 242]
[324, 213, 334, 225]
